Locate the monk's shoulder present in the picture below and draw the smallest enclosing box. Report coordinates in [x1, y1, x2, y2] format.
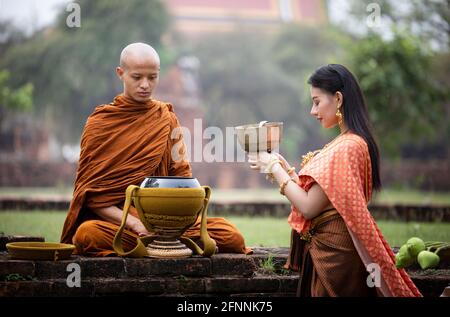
[151, 99, 175, 112]
[84, 103, 110, 123]
[153, 100, 181, 127]
[165, 102, 175, 113]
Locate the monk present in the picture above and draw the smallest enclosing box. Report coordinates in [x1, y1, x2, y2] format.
[60, 42, 252, 256]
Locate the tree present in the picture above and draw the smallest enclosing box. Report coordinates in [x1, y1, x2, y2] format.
[269, 24, 346, 155]
[0, 70, 33, 128]
[345, 31, 448, 155]
[186, 24, 342, 162]
[1, 0, 170, 142]
[0, 20, 27, 57]
[345, 0, 449, 51]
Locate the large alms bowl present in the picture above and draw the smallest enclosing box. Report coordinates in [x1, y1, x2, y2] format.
[137, 176, 205, 229]
[134, 187, 206, 230]
[113, 177, 216, 258]
[235, 121, 283, 153]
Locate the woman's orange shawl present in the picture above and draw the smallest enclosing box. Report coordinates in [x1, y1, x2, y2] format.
[288, 133, 421, 297]
[60, 94, 191, 244]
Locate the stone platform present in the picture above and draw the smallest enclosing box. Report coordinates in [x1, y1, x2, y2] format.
[1, 247, 449, 297]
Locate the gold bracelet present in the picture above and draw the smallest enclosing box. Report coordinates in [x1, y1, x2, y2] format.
[280, 178, 294, 196]
[265, 173, 275, 183]
[265, 159, 281, 174]
[287, 167, 296, 175]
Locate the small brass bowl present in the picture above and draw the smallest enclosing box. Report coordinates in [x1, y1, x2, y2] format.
[6, 242, 75, 261]
[235, 121, 283, 152]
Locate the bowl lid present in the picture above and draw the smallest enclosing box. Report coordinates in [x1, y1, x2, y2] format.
[140, 176, 201, 188]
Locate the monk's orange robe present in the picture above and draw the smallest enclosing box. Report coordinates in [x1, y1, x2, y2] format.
[61, 94, 251, 256]
[287, 133, 421, 297]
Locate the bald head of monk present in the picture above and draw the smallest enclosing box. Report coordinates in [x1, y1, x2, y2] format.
[116, 42, 160, 103]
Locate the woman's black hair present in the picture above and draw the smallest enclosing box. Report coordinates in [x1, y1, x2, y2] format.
[308, 64, 381, 191]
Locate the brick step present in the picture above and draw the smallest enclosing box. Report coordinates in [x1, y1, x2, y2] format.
[0, 275, 299, 297]
[0, 253, 279, 279]
[2, 273, 449, 297]
[1, 248, 449, 297]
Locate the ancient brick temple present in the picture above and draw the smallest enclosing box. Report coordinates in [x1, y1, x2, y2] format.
[165, 0, 327, 36]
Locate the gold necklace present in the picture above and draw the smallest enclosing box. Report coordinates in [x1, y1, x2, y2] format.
[300, 150, 321, 168]
[300, 131, 349, 168]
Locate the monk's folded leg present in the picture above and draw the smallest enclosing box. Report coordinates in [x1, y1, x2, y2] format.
[72, 220, 138, 257]
[183, 217, 253, 254]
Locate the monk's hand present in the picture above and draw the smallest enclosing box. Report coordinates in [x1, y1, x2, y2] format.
[248, 152, 282, 173]
[129, 218, 151, 237]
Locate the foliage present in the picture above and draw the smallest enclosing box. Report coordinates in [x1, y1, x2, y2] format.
[257, 253, 291, 275]
[0, 70, 33, 127]
[345, 31, 448, 155]
[1, 0, 448, 161]
[1, 0, 170, 142]
[259, 253, 277, 274]
[188, 19, 449, 159]
[188, 25, 340, 162]
[346, 0, 449, 51]
[0, 70, 33, 112]
[0, 20, 28, 56]
[191, 31, 298, 126]
[3, 273, 35, 281]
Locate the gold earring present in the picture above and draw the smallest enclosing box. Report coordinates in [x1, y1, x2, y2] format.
[336, 108, 343, 126]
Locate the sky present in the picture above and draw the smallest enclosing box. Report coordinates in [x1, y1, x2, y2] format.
[0, 0, 71, 34]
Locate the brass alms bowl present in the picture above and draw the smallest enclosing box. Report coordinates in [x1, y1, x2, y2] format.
[235, 121, 283, 153]
[113, 177, 216, 259]
[135, 187, 206, 229]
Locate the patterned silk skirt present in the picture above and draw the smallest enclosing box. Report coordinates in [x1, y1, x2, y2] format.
[287, 209, 378, 297]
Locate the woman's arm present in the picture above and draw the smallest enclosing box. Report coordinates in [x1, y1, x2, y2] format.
[273, 152, 300, 183]
[248, 152, 331, 220]
[91, 206, 150, 236]
[271, 163, 331, 219]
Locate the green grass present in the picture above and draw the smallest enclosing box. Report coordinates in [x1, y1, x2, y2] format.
[0, 211, 67, 242]
[228, 216, 450, 247]
[1, 212, 449, 248]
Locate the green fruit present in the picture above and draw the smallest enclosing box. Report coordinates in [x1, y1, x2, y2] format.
[406, 237, 426, 257]
[417, 250, 440, 269]
[395, 244, 415, 268]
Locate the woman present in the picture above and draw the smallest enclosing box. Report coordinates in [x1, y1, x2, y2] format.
[247, 64, 421, 297]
